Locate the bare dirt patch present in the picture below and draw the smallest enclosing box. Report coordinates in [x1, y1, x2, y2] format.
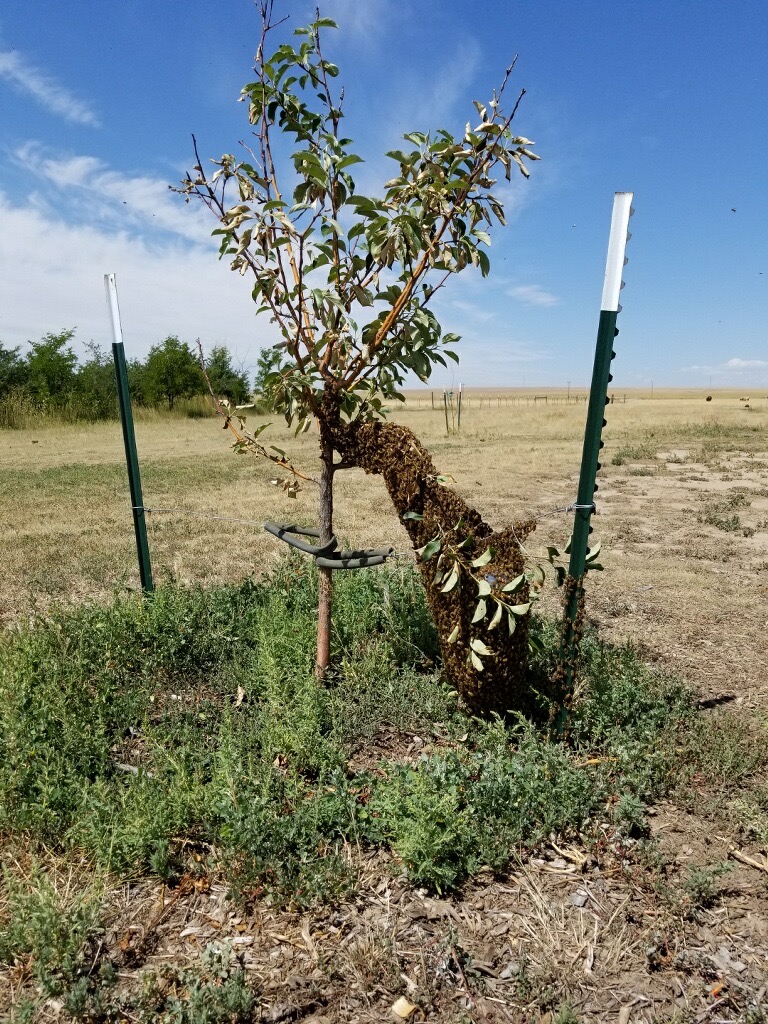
[28, 822, 764, 1023]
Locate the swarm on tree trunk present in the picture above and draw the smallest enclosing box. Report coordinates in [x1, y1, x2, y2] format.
[331, 418, 536, 716]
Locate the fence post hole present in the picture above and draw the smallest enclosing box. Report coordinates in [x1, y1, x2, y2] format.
[556, 193, 634, 733]
[105, 274, 155, 595]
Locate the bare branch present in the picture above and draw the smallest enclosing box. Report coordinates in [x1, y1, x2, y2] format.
[196, 339, 318, 485]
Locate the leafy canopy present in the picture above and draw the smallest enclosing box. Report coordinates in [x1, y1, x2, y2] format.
[143, 336, 205, 410]
[178, 5, 538, 433]
[205, 345, 250, 404]
[25, 330, 78, 401]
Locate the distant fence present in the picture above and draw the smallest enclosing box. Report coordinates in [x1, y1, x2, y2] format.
[411, 392, 627, 409]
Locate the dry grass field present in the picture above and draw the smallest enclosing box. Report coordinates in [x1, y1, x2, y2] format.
[3, 388, 767, 702]
[2, 389, 768, 1023]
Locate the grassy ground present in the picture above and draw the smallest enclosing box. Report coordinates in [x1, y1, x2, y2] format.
[2, 561, 765, 1021]
[2, 390, 766, 620]
[2, 389, 768, 1021]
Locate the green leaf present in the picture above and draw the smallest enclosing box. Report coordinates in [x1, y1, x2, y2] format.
[545, 546, 560, 562]
[555, 566, 567, 587]
[586, 541, 602, 563]
[351, 284, 373, 307]
[441, 563, 460, 593]
[508, 602, 531, 616]
[447, 623, 460, 644]
[471, 598, 487, 624]
[470, 638, 492, 656]
[507, 610, 517, 635]
[418, 536, 442, 562]
[488, 602, 503, 631]
[337, 154, 363, 169]
[477, 579, 492, 597]
[529, 565, 546, 586]
[470, 650, 484, 672]
[586, 562, 604, 572]
[402, 511, 424, 521]
[471, 548, 492, 568]
[528, 632, 544, 654]
[501, 574, 525, 593]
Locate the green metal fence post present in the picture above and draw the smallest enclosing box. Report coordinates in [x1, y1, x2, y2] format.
[104, 274, 154, 595]
[557, 193, 634, 730]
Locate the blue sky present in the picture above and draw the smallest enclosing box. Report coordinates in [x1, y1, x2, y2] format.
[1, 0, 766, 388]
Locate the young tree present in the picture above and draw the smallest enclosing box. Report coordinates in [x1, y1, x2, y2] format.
[126, 358, 148, 406]
[25, 329, 78, 404]
[178, 4, 541, 713]
[75, 342, 118, 419]
[143, 335, 206, 410]
[252, 344, 281, 409]
[0, 343, 29, 396]
[206, 345, 250, 404]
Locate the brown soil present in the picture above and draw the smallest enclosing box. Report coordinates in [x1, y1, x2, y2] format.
[30, 814, 764, 1023]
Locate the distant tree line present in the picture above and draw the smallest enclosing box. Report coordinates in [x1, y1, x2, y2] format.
[0, 329, 274, 427]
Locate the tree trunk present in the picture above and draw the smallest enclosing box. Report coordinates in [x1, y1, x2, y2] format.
[315, 422, 334, 677]
[329, 417, 536, 716]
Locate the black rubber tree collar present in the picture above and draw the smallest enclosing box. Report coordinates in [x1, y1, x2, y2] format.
[264, 522, 393, 570]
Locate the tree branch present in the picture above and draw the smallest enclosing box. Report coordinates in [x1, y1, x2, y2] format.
[196, 339, 318, 486]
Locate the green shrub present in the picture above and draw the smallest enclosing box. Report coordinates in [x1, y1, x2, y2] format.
[0, 861, 104, 998]
[365, 718, 597, 890]
[0, 557, 755, 908]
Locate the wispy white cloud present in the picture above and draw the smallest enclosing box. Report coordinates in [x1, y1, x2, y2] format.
[320, 0, 398, 45]
[507, 284, 559, 307]
[0, 188, 278, 372]
[449, 299, 495, 323]
[433, 335, 549, 387]
[684, 357, 768, 386]
[725, 357, 768, 369]
[0, 49, 100, 127]
[14, 143, 211, 244]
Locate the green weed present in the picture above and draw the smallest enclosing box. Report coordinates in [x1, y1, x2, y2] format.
[553, 1003, 582, 1024]
[697, 491, 751, 533]
[0, 558, 758, 913]
[611, 441, 657, 466]
[2, 558, 767, 1017]
[682, 861, 733, 912]
[128, 943, 256, 1024]
[729, 784, 768, 845]
[682, 711, 768, 791]
[365, 718, 596, 890]
[0, 860, 104, 998]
